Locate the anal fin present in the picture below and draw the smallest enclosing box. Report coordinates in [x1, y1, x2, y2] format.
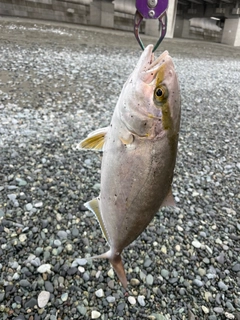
[78, 127, 108, 151]
[161, 188, 176, 207]
[84, 198, 110, 243]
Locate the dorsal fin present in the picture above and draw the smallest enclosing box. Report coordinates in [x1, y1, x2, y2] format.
[84, 198, 110, 243]
[161, 188, 176, 207]
[78, 127, 108, 150]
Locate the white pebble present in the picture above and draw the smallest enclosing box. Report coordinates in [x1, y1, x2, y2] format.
[61, 293, 68, 301]
[128, 296, 136, 305]
[161, 245, 167, 254]
[95, 270, 101, 278]
[137, 295, 146, 306]
[175, 244, 181, 251]
[19, 234, 27, 243]
[78, 266, 85, 273]
[192, 240, 202, 248]
[95, 288, 104, 298]
[37, 264, 52, 273]
[91, 310, 101, 319]
[106, 296, 115, 303]
[38, 291, 50, 308]
[107, 268, 114, 278]
[202, 305, 209, 314]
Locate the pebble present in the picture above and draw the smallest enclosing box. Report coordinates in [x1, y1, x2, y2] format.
[161, 269, 169, 279]
[37, 291, 50, 308]
[95, 288, 104, 298]
[218, 281, 228, 291]
[137, 295, 146, 306]
[91, 310, 101, 319]
[61, 293, 68, 302]
[202, 306, 209, 314]
[37, 264, 52, 273]
[128, 296, 136, 305]
[146, 274, 154, 285]
[77, 305, 87, 315]
[106, 296, 115, 303]
[130, 278, 140, 286]
[232, 263, 240, 272]
[193, 279, 204, 287]
[192, 240, 202, 248]
[107, 268, 114, 278]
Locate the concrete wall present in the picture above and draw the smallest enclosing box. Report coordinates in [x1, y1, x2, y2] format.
[174, 15, 183, 38]
[222, 18, 240, 46]
[0, 0, 89, 25]
[180, 18, 222, 43]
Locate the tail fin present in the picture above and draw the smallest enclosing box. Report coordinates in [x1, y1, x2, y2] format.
[89, 250, 127, 289]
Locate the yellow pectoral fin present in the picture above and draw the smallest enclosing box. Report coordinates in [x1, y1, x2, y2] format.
[78, 127, 108, 150]
[84, 198, 110, 244]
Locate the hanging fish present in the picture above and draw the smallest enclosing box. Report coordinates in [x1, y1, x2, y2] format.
[78, 45, 181, 288]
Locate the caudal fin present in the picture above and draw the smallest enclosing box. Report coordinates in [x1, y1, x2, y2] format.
[89, 250, 127, 289]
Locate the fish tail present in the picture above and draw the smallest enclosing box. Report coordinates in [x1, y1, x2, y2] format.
[90, 250, 127, 289]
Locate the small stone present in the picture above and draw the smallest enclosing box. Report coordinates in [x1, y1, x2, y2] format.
[202, 306, 209, 314]
[161, 269, 169, 279]
[0, 292, 5, 303]
[19, 279, 31, 288]
[137, 295, 146, 306]
[57, 230, 68, 239]
[204, 291, 212, 302]
[128, 296, 136, 305]
[91, 310, 101, 319]
[218, 280, 228, 291]
[213, 307, 224, 313]
[45, 281, 54, 292]
[95, 288, 104, 298]
[25, 203, 33, 211]
[225, 312, 235, 319]
[232, 263, 240, 272]
[78, 266, 85, 273]
[34, 202, 43, 208]
[175, 244, 181, 251]
[61, 293, 68, 302]
[193, 279, 204, 287]
[144, 258, 152, 268]
[106, 296, 115, 303]
[146, 274, 154, 285]
[161, 245, 167, 254]
[77, 305, 87, 315]
[72, 258, 87, 267]
[38, 291, 50, 308]
[19, 234, 27, 242]
[192, 240, 202, 248]
[198, 268, 206, 276]
[53, 239, 61, 247]
[107, 268, 114, 279]
[25, 298, 37, 308]
[37, 264, 52, 274]
[130, 278, 140, 286]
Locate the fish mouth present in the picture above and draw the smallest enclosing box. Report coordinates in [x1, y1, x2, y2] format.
[140, 45, 172, 84]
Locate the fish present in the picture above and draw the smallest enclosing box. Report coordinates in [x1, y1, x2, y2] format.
[78, 44, 181, 289]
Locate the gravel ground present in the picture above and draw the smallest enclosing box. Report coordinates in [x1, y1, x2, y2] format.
[0, 17, 240, 320]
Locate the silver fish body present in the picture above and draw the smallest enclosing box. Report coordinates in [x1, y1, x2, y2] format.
[79, 45, 181, 288]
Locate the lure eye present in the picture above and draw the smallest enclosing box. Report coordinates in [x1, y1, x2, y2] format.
[154, 85, 168, 104]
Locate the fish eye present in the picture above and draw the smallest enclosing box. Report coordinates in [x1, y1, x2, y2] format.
[154, 85, 168, 105]
[156, 88, 163, 97]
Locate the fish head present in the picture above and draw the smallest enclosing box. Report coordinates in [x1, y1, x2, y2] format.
[119, 45, 180, 138]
